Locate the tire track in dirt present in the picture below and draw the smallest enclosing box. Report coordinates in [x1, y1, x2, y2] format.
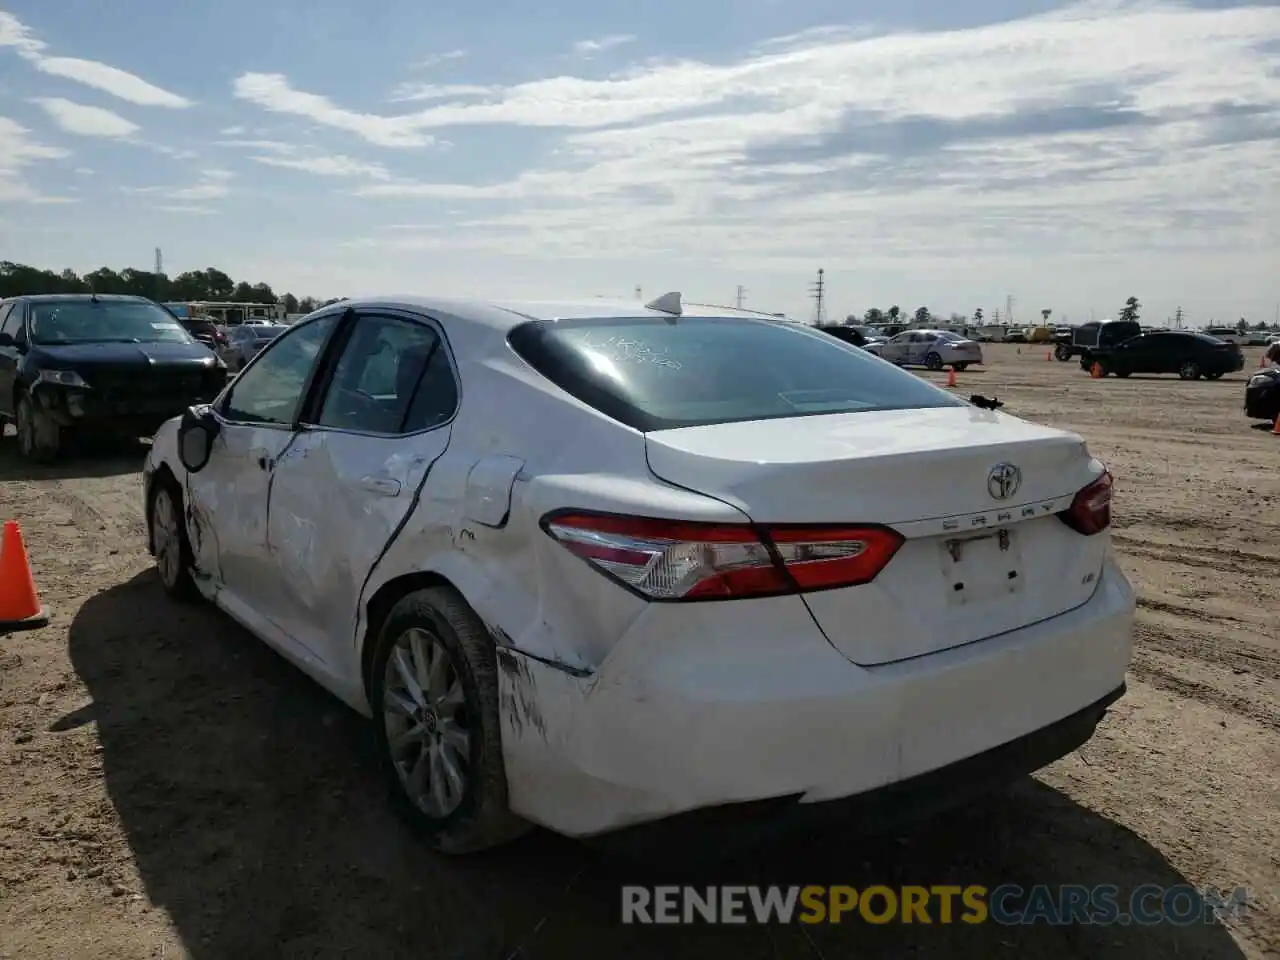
[1136, 621, 1280, 682]
[1129, 653, 1280, 730]
[1136, 595, 1254, 628]
[1115, 534, 1280, 575]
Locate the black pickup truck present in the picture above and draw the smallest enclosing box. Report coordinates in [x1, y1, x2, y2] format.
[0, 294, 228, 461]
[1053, 319, 1142, 367]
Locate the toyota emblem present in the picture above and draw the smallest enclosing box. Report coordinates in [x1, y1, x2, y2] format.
[987, 463, 1021, 500]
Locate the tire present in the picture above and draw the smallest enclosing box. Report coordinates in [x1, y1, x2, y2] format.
[16, 394, 60, 463]
[1055, 345, 1073, 362]
[1178, 360, 1201, 381]
[925, 352, 944, 371]
[953, 363, 968, 372]
[149, 476, 199, 601]
[370, 587, 530, 854]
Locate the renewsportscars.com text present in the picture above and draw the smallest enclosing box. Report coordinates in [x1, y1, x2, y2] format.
[621, 884, 1250, 926]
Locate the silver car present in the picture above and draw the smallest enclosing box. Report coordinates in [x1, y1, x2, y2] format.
[867, 329, 984, 371]
[217, 323, 288, 371]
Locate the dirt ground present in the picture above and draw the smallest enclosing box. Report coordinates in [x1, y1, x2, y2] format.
[0, 343, 1276, 960]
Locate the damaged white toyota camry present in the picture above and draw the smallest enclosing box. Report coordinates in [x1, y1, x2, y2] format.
[142, 292, 1135, 856]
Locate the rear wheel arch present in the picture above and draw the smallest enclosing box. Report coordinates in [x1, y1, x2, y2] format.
[361, 571, 464, 700]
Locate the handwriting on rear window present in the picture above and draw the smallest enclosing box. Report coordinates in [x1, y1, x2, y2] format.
[578, 333, 683, 370]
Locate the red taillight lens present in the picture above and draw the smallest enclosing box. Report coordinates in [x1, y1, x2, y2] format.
[1060, 472, 1113, 536]
[542, 512, 903, 601]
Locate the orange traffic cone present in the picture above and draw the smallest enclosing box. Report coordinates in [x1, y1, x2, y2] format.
[1045, 351, 1052, 361]
[1261, 355, 1269, 369]
[1272, 413, 1280, 436]
[946, 367, 958, 387]
[0, 521, 48, 631]
[1090, 362, 1104, 379]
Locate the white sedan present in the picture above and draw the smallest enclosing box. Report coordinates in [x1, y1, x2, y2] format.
[142, 293, 1134, 854]
[869, 329, 985, 370]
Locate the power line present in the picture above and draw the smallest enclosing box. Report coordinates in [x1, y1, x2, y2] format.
[809, 268, 825, 325]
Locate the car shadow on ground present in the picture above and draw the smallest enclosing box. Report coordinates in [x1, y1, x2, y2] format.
[0, 426, 148, 480]
[63, 571, 1248, 960]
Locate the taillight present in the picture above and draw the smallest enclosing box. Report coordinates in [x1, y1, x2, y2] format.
[541, 511, 903, 601]
[1059, 472, 1112, 536]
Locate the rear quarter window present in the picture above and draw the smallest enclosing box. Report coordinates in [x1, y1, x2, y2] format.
[507, 316, 965, 432]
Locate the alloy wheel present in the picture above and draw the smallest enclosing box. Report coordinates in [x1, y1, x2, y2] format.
[382, 626, 471, 819]
[152, 488, 182, 589]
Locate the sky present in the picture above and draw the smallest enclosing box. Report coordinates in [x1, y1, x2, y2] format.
[0, 0, 1277, 325]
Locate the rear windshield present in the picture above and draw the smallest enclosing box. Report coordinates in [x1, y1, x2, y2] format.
[508, 316, 966, 431]
[30, 300, 193, 345]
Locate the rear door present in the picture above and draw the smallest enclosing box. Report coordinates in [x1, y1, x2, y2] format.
[264, 308, 459, 669]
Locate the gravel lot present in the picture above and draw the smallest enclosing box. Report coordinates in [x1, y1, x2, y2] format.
[1, 343, 1276, 960]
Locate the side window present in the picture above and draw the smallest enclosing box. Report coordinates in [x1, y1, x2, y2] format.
[0, 305, 14, 338]
[314, 313, 457, 435]
[222, 313, 338, 425]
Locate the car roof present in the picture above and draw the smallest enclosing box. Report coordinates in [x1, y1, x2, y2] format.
[5, 294, 152, 303]
[324, 295, 795, 334]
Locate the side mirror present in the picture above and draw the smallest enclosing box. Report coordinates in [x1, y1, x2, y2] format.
[177, 406, 221, 473]
[0, 332, 13, 348]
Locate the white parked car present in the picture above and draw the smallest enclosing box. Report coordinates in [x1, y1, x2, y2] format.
[143, 292, 1134, 854]
[866, 329, 985, 370]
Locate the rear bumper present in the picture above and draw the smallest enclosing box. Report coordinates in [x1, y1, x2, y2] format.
[591, 683, 1125, 856]
[500, 556, 1135, 839]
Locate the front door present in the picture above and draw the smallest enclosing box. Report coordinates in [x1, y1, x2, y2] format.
[186, 312, 341, 616]
[265, 309, 460, 672]
[0, 303, 20, 419]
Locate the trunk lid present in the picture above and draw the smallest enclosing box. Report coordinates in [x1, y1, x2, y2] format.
[644, 407, 1108, 665]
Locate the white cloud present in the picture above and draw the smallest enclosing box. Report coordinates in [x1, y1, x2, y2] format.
[32, 97, 138, 138]
[571, 34, 636, 56]
[322, 0, 1280, 284]
[0, 12, 190, 107]
[221, 125, 246, 135]
[156, 205, 216, 215]
[250, 153, 392, 180]
[413, 48, 467, 70]
[215, 138, 296, 153]
[233, 73, 437, 148]
[389, 83, 499, 103]
[0, 114, 71, 203]
[125, 169, 232, 203]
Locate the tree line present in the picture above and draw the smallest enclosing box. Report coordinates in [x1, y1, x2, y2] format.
[0, 260, 323, 315]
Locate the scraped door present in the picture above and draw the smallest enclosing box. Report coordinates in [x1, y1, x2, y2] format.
[264, 309, 460, 674]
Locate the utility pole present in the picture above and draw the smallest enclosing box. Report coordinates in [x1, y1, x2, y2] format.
[1006, 294, 1015, 325]
[1174, 306, 1184, 330]
[735, 285, 746, 309]
[809, 268, 825, 325]
[154, 247, 163, 301]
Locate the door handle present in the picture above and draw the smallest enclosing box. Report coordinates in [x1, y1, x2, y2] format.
[359, 476, 402, 497]
[249, 447, 273, 471]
